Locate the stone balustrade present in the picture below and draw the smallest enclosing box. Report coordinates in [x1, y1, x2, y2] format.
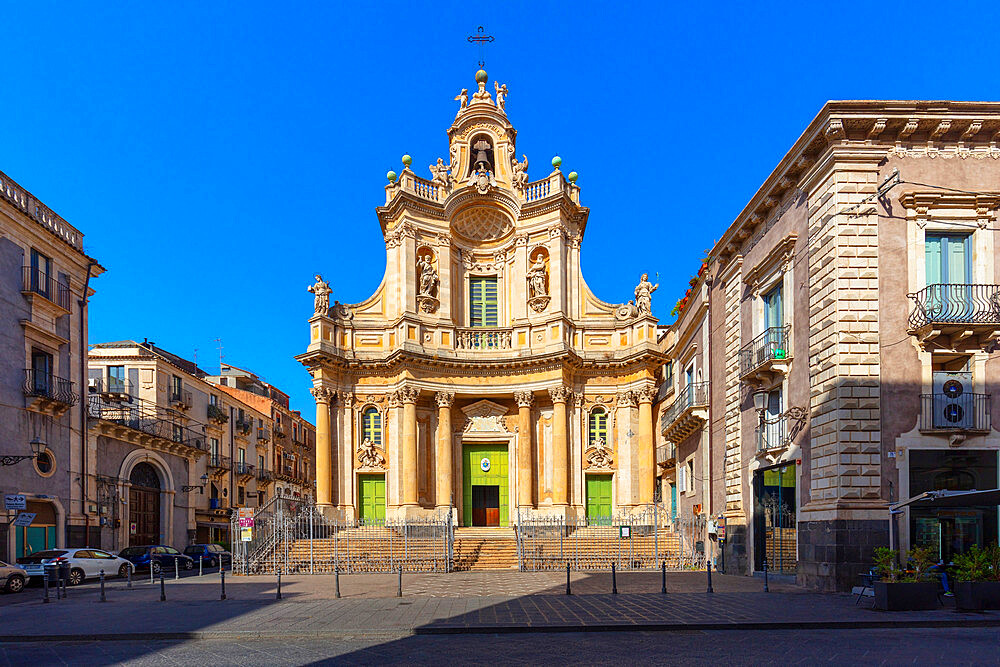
[0, 169, 83, 251]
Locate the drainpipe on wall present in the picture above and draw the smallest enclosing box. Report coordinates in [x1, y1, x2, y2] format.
[79, 261, 96, 545]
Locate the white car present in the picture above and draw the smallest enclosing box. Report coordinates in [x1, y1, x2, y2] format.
[16, 548, 135, 585]
[0, 561, 27, 593]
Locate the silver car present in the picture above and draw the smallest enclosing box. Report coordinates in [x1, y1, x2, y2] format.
[16, 548, 134, 585]
[0, 561, 27, 593]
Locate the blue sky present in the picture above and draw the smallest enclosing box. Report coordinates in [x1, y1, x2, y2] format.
[4, 1, 1000, 416]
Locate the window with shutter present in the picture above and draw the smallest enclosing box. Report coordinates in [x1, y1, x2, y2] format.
[362, 407, 382, 446]
[469, 276, 498, 327]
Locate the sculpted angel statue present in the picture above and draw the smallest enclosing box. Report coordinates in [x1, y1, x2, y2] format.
[527, 255, 547, 298]
[454, 88, 468, 113]
[357, 438, 385, 468]
[429, 158, 452, 189]
[307, 274, 331, 315]
[634, 273, 659, 315]
[494, 81, 508, 111]
[417, 253, 439, 297]
[511, 153, 529, 191]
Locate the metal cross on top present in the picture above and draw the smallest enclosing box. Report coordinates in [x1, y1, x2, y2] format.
[467, 25, 495, 68]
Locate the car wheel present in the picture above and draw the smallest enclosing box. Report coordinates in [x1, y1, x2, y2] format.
[6, 575, 25, 593]
[151, 561, 162, 575]
[208, 557, 218, 568]
[118, 564, 131, 578]
[183, 559, 194, 570]
[68, 568, 85, 586]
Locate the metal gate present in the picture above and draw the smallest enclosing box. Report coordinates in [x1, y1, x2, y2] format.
[231, 496, 454, 574]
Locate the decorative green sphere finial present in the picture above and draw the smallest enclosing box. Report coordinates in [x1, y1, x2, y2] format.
[475, 69, 488, 84]
[401, 154, 412, 168]
[387, 170, 398, 183]
[567, 171, 578, 183]
[551, 156, 562, 169]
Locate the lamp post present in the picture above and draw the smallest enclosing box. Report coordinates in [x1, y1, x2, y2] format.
[0, 437, 45, 467]
[182, 474, 210, 494]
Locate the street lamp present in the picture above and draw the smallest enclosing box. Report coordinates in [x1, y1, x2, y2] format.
[0, 437, 46, 467]
[182, 473, 210, 494]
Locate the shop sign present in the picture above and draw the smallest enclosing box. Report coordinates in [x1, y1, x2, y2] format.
[12, 512, 35, 527]
[4, 494, 26, 510]
[240, 527, 253, 542]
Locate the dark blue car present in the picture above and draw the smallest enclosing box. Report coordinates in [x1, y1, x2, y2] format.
[118, 545, 195, 574]
[183, 544, 231, 568]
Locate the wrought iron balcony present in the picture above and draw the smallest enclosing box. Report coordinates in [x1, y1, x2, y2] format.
[235, 461, 255, 477]
[756, 415, 788, 452]
[235, 419, 253, 436]
[660, 382, 710, 443]
[739, 326, 791, 381]
[656, 443, 677, 468]
[907, 284, 1000, 347]
[256, 468, 274, 482]
[87, 395, 205, 451]
[88, 377, 133, 400]
[274, 425, 286, 439]
[22, 266, 71, 311]
[456, 328, 512, 350]
[208, 455, 232, 469]
[920, 393, 991, 433]
[257, 426, 270, 442]
[168, 389, 193, 410]
[207, 404, 228, 424]
[24, 370, 78, 408]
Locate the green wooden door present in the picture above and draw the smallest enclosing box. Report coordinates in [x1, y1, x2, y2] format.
[462, 444, 509, 526]
[357, 474, 386, 523]
[586, 474, 613, 524]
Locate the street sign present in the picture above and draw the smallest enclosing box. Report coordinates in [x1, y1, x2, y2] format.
[129, 522, 137, 535]
[4, 494, 26, 510]
[12, 512, 36, 527]
[240, 527, 252, 542]
[237, 507, 254, 520]
[619, 526, 630, 539]
[238, 517, 254, 528]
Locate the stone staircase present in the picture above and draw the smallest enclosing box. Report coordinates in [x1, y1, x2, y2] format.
[452, 527, 518, 571]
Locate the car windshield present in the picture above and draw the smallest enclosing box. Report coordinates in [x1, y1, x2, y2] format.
[119, 547, 148, 557]
[183, 546, 202, 555]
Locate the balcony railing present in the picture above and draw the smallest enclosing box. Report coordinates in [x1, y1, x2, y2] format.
[1, 169, 84, 250]
[207, 404, 228, 424]
[87, 395, 205, 450]
[274, 426, 286, 439]
[661, 382, 710, 432]
[168, 389, 192, 409]
[907, 284, 1000, 329]
[656, 443, 677, 467]
[208, 455, 232, 469]
[456, 328, 512, 350]
[235, 419, 253, 436]
[256, 468, 274, 482]
[257, 426, 270, 442]
[756, 415, 788, 452]
[24, 370, 77, 405]
[22, 266, 71, 310]
[398, 172, 444, 203]
[88, 377, 133, 397]
[920, 393, 991, 432]
[739, 326, 790, 377]
[235, 461, 255, 476]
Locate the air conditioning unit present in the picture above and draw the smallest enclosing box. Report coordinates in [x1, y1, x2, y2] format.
[933, 371, 974, 429]
[88, 377, 100, 391]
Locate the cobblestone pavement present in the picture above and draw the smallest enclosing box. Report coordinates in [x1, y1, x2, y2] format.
[2, 628, 999, 666]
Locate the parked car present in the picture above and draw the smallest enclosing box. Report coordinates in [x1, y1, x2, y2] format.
[16, 548, 134, 585]
[183, 544, 232, 568]
[118, 545, 195, 574]
[0, 561, 27, 593]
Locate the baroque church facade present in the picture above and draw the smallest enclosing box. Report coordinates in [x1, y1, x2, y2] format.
[298, 69, 665, 525]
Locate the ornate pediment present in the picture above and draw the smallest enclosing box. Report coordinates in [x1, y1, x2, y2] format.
[461, 399, 511, 433]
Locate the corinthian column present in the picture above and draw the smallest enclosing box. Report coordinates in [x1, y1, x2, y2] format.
[514, 390, 535, 509]
[636, 386, 656, 505]
[435, 391, 455, 509]
[310, 386, 335, 507]
[398, 386, 420, 507]
[548, 385, 572, 506]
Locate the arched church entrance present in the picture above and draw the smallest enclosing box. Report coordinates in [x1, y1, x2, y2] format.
[129, 462, 161, 546]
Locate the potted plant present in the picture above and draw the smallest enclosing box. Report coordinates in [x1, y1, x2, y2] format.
[872, 546, 939, 611]
[953, 544, 1000, 611]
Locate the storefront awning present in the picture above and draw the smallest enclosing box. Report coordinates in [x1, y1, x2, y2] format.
[890, 488, 1000, 513]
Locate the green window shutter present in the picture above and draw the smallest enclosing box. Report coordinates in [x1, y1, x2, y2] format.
[363, 408, 382, 447]
[925, 235, 943, 285]
[469, 277, 499, 327]
[588, 410, 607, 446]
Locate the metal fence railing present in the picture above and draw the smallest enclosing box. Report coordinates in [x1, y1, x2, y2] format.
[907, 283, 1000, 329]
[739, 325, 790, 377]
[920, 392, 991, 431]
[660, 382, 710, 433]
[515, 505, 683, 571]
[231, 497, 454, 575]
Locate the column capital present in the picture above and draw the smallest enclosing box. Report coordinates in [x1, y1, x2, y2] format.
[617, 390, 637, 408]
[435, 391, 456, 408]
[398, 386, 420, 404]
[513, 390, 534, 408]
[636, 386, 657, 404]
[572, 391, 586, 408]
[310, 386, 336, 404]
[338, 390, 355, 408]
[548, 385, 573, 404]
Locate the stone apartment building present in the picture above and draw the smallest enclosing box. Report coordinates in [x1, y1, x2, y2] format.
[0, 169, 103, 562]
[659, 101, 1000, 591]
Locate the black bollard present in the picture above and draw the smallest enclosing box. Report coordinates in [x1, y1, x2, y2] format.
[220, 567, 227, 600]
[100, 569, 107, 602]
[62, 573, 67, 599]
[43, 570, 50, 603]
[175, 558, 179, 580]
[159, 573, 166, 602]
[706, 560, 714, 593]
[763, 557, 769, 593]
[611, 562, 618, 595]
[662, 560, 667, 594]
[335, 567, 341, 599]
[566, 562, 572, 595]
[127, 564, 133, 590]
[397, 566, 402, 598]
[276, 569, 282, 600]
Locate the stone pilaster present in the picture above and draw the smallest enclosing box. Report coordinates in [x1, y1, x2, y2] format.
[398, 386, 420, 507]
[548, 385, 572, 506]
[514, 390, 535, 509]
[636, 386, 656, 505]
[310, 386, 335, 507]
[434, 391, 455, 508]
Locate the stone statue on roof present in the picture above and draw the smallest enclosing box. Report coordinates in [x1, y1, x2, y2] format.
[454, 88, 468, 114]
[494, 82, 508, 111]
[308, 274, 331, 315]
[429, 158, 452, 189]
[635, 273, 659, 315]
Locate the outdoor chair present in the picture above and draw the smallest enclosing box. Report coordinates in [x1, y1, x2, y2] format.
[855, 568, 878, 606]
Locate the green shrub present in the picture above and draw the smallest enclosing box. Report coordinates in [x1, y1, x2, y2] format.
[873, 547, 899, 582]
[953, 544, 1000, 582]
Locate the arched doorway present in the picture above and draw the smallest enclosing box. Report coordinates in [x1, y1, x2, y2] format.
[129, 462, 161, 546]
